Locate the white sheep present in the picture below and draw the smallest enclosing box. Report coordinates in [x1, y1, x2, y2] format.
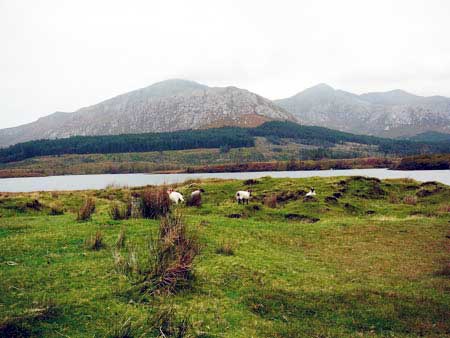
[306, 187, 316, 197]
[235, 190, 251, 204]
[167, 189, 184, 204]
[190, 188, 205, 198]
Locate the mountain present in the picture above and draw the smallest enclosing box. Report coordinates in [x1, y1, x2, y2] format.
[0, 79, 294, 148]
[275, 84, 450, 137]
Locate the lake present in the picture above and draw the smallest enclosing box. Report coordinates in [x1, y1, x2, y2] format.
[0, 169, 449, 192]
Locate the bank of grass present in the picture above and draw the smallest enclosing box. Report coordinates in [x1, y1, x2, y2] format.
[0, 176, 449, 337]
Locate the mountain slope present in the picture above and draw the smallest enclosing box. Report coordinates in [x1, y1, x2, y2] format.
[275, 84, 450, 137]
[0, 79, 294, 147]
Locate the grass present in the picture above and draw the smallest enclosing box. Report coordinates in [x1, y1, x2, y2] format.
[0, 176, 449, 337]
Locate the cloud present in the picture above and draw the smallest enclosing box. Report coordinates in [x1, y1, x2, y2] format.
[1, 0, 450, 128]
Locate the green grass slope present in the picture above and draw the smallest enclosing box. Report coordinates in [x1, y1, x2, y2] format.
[0, 177, 449, 337]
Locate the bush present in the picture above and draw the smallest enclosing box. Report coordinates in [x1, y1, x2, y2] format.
[109, 202, 132, 220]
[403, 195, 418, 205]
[263, 195, 277, 208]
[136, 214, 200, 295]
[85, 231, 106, 251]
[141, 188, 171, 219]
[77, 197, 96, 221]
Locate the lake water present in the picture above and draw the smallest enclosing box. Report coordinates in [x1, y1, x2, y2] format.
[0, 169, 449, 192]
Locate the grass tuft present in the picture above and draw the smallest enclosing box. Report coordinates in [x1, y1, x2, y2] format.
[141, 187, 171, 219]
[77, 197, 96, 221]
[263, 194, 278, 208]
[403, 195, 418, 205]
[215, 242, 235, 256]
[85, 231, 106, 251]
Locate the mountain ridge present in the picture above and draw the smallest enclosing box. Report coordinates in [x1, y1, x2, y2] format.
[275, 84, 450, 137]
[0, 79, 294, 147]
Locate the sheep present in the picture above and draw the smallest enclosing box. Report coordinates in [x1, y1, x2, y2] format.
[306, 187, 316, 197]
[188, 188, 205, 207]
[167, 189, 184, 204]
[190, 188, 205, 198]
[235, 190, 251, 204]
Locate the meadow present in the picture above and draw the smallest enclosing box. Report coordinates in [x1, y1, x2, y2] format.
[0, 176, 449, 337]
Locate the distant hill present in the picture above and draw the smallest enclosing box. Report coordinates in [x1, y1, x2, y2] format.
[402, 131, 450, 143]
[0, 79, 294, 148]
[275, 84, 450, 137]
[1, 121, 449, 164]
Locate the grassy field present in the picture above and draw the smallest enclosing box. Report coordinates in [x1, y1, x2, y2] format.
[0, 176, 449, 337]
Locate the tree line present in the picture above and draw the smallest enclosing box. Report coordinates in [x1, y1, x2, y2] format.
[0, 121, 449, 163]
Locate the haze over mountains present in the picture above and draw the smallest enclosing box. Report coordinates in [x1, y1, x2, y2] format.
[276, 84, 450, 138]
[1, 79, 450, 148]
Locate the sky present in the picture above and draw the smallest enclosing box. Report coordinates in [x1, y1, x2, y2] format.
[1, 0, 450, 129]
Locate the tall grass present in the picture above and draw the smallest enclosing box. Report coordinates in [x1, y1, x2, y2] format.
[77, 197, 96, 221]
[134, 213, 200, 295]
[141, 187, 171, 219]
[85, 231, 105, 251]
[109, 201, 132, 220]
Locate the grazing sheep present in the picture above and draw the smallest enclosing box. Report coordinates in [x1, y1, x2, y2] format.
[236, 190, 251, 204]
[306, 187, 316, 197]
[190, 188, 205, 198]
[188, 189, 205, 207]
[167, 189, 184, 204]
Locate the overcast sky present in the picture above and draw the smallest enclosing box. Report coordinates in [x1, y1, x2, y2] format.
[1, 0, 450, 128]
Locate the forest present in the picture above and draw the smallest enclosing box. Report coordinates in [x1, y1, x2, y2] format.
[0, 121, 449, 163]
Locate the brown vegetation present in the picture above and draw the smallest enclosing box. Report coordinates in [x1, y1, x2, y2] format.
[77, 197, 96, 221]
[141, 188, 171, 219]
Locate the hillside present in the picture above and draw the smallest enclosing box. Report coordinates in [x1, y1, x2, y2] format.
[0, 79, 294, 148]
[1, 121, 450, 165]
[0, 177, 449, 336]
[275, 84, 450, 137]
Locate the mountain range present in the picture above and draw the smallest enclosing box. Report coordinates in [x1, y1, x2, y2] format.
[275, 84, 450, 138]
[1, 79, 450, 148]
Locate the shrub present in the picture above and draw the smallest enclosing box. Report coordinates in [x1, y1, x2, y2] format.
[141, 188, 171, 219]
[136, 214, 200, 295]
[77, 197, 96, 221]
[403, 195, 418, 205]
[109, 202, 131, 220]
[263, 195, 277, 208]
[85, 231, 106, 251]
[216, 242, 234, 256]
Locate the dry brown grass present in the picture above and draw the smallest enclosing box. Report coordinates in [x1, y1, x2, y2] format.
[77, 197, 96, 221]
[138, 213, 200, 295]
[263, 194, 277, 208]
[437, 204, 450, 213]
[403, 195, 418, 205]
[141, 187, 171, 219]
